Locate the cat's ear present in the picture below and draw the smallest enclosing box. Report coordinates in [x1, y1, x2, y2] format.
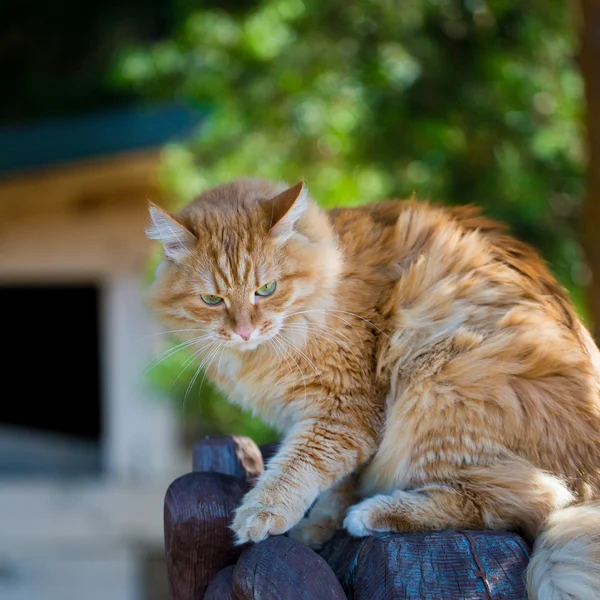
[268, 181, 309, 238]
[146, 202, 196, 261]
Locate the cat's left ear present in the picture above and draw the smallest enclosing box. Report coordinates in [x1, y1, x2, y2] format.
[146, 202, 196, 261]
[268, 181, 309, 238]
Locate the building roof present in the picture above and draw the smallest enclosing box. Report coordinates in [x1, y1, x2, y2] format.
[0, 102, 205, 175]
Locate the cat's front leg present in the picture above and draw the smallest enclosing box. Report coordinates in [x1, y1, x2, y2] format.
[232, 416, 377, 544]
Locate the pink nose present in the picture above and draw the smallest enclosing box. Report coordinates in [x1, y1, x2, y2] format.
[234, 327, 254, 341]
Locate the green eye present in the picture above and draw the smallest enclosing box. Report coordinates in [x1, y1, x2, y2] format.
[256, 281, 277, 297]
[201, 294, 223, 306]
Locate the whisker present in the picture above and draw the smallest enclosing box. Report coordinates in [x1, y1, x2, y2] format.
[267, 339, 284, 373]
[215, 345, 227, 383]
[327, 309, 390, 338]
[288, 316, 355, 338]
[272, 336, 308, 403]
[284, 323, 362, 365]
[143, 334, 214, 375]
[299, 320, 355, 344]
[271, 337, 305, 399]
[198, 344, 224, 398]
[284, 323, 353, 348]
[170, 340, 216, 391]
[285, 309, 390, 339]
[182, 363, 203, 415]
[183, 342, 219, 411]
[278, 332, 325, 391]
[284, 309, 362, 340]
[142, 328, 208, 339]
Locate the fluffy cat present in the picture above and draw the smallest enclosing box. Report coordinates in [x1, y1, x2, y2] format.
[146, 178, 600, 599]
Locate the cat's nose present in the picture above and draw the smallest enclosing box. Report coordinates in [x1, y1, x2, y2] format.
[234, 327, 255, 341]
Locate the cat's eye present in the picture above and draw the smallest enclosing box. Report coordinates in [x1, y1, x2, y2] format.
[255, 281, 277, 297]
[201, 294, 223, 306]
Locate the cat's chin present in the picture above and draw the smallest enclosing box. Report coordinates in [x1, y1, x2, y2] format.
[227, 330, 280, 352]
[235, 341, 261, 352]
[227, 338, 265, 352]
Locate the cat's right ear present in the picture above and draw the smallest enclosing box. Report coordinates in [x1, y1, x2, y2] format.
[146, 202, 196, 261]
[268, 181, 309, 238]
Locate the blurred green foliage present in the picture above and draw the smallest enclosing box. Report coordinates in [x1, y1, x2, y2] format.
[119, 0, 586, 441]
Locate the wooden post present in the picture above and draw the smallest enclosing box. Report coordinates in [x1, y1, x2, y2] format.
[581, 0, 600, 340]
[321, 530, 530, 599]
[166, 437, 531, 598]
[192, 436, 264, 482]
[164, 472, 249, 600]
[165, 436, 278, 599]
[232, 537, 346, 599]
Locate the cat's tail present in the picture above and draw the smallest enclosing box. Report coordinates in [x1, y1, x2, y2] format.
[526, 501, 600, 599]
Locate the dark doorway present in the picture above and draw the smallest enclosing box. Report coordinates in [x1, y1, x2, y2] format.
[0, 284, 102, 475]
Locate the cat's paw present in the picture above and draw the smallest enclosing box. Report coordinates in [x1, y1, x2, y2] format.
[232, 503, 289, 544]
[343, 496, 388, 537]
[231, 484, 304, 544]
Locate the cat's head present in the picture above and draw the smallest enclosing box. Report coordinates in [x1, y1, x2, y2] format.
[146, 178, 341, 351]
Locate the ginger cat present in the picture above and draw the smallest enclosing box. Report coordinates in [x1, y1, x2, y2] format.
[147, 179, 600, 599]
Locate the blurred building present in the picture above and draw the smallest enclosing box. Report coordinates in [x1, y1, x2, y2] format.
[0, 104, 199, 600]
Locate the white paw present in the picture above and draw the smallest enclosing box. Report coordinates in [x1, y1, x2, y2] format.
[232, 502, 288, 544]
[231, 485, 305, 545]
[343, 497, 385, 537]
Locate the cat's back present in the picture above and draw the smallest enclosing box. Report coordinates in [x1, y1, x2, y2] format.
[330, 197, 600, 407]
[329, 198, 581, 336]
[333, 198, 600, 486]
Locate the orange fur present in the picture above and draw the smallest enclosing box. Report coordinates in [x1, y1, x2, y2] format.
[147, 179, 600, 599]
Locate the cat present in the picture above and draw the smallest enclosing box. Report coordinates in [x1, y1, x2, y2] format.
[146, 178, 600, 599]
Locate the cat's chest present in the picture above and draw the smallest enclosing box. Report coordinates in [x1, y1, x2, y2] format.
[209, 351, 301, 431]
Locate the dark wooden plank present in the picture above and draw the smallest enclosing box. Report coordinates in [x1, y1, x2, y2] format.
[204, 566, 237, 600]
[320, 530, 530, 600]
[164, 472, 249, 600]
[192, 436, 264, 483]
[232, 536, 346, 599]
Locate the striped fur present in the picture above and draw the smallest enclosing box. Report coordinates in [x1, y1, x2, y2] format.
[147, 179, 600, 599]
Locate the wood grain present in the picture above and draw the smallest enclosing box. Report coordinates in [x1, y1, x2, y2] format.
[232, 536, 346, 599]
[320, 529, 530, 599]
[204, 565, 237, 600]
[164, 472, 249, 600]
